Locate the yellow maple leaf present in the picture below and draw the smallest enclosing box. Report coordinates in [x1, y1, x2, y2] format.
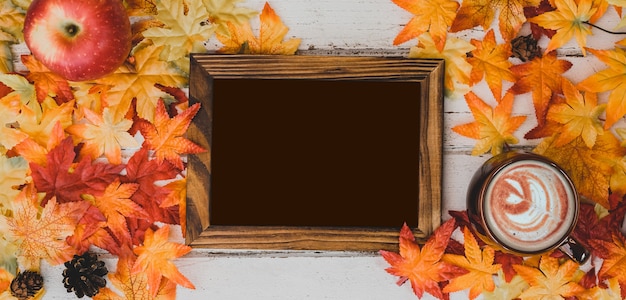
[529, 0, 597, 55]
[577, 47, 626, 129]
[547, 78, 606, 148]
[482, 272, 529, 300]
[142, 0, 215, 62]
[0, 94, 29, 150]
[66, 107, 140, 164]
[217, 2, 301, 55]
[450, 0, 541, 42]
[71, 82, 108, 118]
[96, 43, 187, 122]
[391, 0, 458, 52]
[13, 121, 66, 166]
[0, 41, 13, 74]
[442, 227, 502, 299]
[533, 132, 626, 208]
[452, 91, 527, 156]
[467, 29, 516, 101]
[578, 277, 622, 300]
[132, 225, 194, 297]
[513, 255, 585, 299]
[0, 155, 29, 213]
[0, 0, 25, 42]
[7, 184, 90, 270]
[409, 33, 474, 96]
[0, 73, 40, 119]
[203, 0, 258, 37]
[15, 99, 74, 150]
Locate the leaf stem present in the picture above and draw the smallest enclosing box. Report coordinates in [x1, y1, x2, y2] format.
[584, 21, 626, 35]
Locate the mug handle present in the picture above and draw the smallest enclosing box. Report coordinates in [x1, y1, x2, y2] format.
[559, 237, 590, 264]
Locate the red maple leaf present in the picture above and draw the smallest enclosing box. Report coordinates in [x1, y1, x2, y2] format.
[122, 147, 180, 225]
[155, 84, 189, 116]
[126, 217, 159, 246]
[494, 251, 524, 283]
[524, 0, 557, 40]
[30, 137, 125, 205]
[572, 203, 614, 248]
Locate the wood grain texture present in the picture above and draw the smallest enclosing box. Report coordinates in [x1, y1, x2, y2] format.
[186, 53, 444, 250]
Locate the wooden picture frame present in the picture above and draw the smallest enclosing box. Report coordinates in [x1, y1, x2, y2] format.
[186, 54, 444, 251]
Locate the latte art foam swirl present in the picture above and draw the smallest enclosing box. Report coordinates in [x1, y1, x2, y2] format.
[483, 161, 576, 253]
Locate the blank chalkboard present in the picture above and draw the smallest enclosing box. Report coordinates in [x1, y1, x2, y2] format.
[186, 54, 443, 251]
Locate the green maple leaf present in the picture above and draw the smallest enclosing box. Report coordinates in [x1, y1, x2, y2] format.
[142, 0, 216, 62]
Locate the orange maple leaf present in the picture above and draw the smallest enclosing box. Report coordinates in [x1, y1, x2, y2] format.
[577, 47, 626, 129]
[7, 184, 90, 270]
[91, 179, 148, 247]
[94, 247, 177, 300]
[589, 234, 626, 298]
[132, 225, 195, 297]
[442, 227, 502, 299]
[513, 254, 585, 299]
[66, 107, 140, 164]
[533, 132, 626, 208]
[137, 100, 205, 170]
[467, 29, 516, 101]
[529, 0, 597, 56]
[162, 178, 186, 237]
[380, 219, 463, 299]
[546, 78, 605, 148]
[452, 91, 527, 156]
[217, 2, 301, 55]
[0, 268, 13, 295]
[509, 52, 573, 128]
[450, 0, 541, 42]
[21, 55, 75, 103]
[391, 0, 459, 51]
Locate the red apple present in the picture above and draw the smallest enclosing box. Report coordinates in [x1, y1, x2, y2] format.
[23, 0, 132, 81]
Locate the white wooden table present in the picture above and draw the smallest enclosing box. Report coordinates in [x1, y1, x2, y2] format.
[24, 0, 624, 298]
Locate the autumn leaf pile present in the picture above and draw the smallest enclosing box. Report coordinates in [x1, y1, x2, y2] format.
[383, 0, 626, 298]
[0, 0, 300, 299]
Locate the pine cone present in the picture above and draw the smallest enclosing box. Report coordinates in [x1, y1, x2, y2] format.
[511, 34, 542, 62]
[62, 252, 108, 298]
[10, 270, 44, 300]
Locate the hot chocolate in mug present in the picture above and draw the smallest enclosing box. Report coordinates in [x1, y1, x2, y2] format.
[466, 151, 589, 264]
